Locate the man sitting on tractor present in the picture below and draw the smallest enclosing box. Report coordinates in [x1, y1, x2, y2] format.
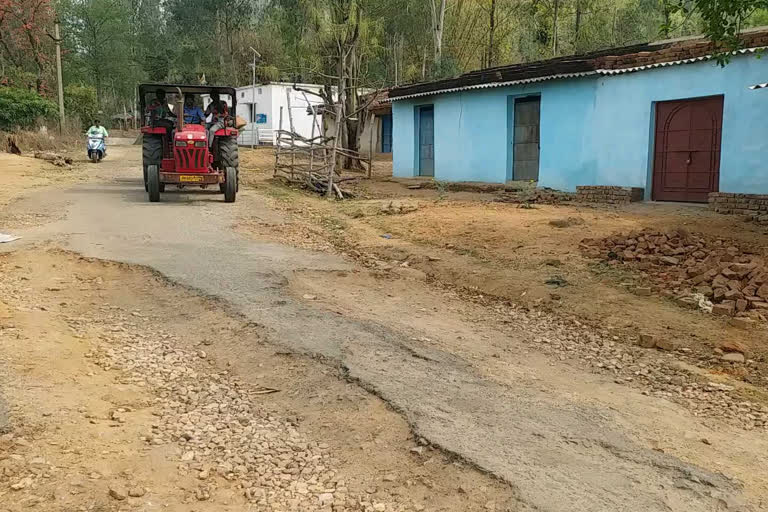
[205, 92, 229, 148]
[183, 95, 205, 125]
[147, 88, 176, 137]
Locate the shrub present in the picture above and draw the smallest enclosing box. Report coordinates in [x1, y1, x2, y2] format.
[0, 87, 58, 131]
[64, 85, 98, 129]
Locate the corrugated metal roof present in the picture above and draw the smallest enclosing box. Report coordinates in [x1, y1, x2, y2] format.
[387, 47, 766, 102]
[386, 72, 596, 102]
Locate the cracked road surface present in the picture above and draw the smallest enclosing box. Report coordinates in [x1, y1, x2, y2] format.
[5, 145, 762, 511]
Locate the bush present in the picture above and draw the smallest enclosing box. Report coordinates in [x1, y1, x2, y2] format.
[64, 84, 98, 129]
[0, 87, 58, 131]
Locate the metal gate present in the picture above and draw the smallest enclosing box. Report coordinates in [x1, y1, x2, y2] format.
[511, 96, 540, 181]
[381, 114, 392, 153]
[652, 96, 723, 202]
[418, 106, 434, 177]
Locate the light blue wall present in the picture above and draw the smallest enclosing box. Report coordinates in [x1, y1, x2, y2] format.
[392, 53, 768, 194]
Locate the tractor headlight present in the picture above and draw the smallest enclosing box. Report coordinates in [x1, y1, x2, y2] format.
[175, 141, 187, 147]
[194, 141, 206, 148]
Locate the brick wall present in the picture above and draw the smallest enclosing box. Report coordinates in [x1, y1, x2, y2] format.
[709, 193, 768, 224]
[576, 186, 644, 205]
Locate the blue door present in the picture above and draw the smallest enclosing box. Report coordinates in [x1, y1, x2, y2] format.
[418, 106, 434, 176]
[381, 114, 392, 153]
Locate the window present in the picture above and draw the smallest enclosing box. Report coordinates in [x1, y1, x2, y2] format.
[241, 92, 245, 98]
[258, 88, 262, 95]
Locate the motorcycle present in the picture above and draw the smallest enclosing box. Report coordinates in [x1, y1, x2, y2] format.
[87, 133, 106, 163]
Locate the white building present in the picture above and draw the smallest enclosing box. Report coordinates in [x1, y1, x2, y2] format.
[233, 82, 332, 146]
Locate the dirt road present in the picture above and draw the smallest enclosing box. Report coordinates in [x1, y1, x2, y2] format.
[1, 145, 766, 511]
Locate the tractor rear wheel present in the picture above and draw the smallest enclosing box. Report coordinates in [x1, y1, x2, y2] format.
[147, 164, 160, 202]
[142, 135, 163, 192]
[218, 136, 239, 192]
[224, 166, 237, 203]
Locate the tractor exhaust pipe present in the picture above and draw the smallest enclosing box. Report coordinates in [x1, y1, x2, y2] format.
[175, 87, 184, 132]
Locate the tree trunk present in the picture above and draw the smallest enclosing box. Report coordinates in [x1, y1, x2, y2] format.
[552, 0, 559, 56]
[574, 0, 582, 52]
[430, 0, 447, 76]
[487, 0, 496, 67]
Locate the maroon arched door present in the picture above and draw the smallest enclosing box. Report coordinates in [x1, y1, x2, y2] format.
[652, 96, 723, 202]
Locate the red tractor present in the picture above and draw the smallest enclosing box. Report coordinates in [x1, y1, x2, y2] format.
[139, 84, 240, 202]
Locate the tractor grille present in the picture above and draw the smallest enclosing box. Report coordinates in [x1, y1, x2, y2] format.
[175, 147, 206, 170]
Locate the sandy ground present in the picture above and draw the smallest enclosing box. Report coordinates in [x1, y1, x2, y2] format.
[0, 145, 767, 511]
[239, 148, 768, 385]
[1, 249, 523, 511]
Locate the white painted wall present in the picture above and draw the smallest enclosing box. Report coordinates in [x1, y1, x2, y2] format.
[234, 83, 330, 146]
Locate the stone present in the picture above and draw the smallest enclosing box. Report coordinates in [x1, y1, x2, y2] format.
[736, 299, 748, 312]
[302, 294, 317, 300]
[757, 284, 768, 299]
[660, 256, 679, 265]
[108, 484, 128, 500]
[724, 289, 744, 301]
[318, 493, 334, 506]
[655, 339, 676, 351]
[633, 287, 652, 296]
[713, 288, 726, 302]
[638, 334, 656, 348]
[10, 477, 33, 491]
[721, 352, 745, 363]
[128, 487, 146, 498]
[712, 301, 735, 316]
[181, 451, 195, 462]
[695, 286, 714, 298]
[675, 296, 698, 309]
[730, 317, 755, 329]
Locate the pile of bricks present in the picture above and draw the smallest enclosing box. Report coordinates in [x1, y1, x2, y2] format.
[580, 228, 768, 323]
[708, 192, 768, 224]
[496, 188, 575, 205]
[576, 186, 644, 205]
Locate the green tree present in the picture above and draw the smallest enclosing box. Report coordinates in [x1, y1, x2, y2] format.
[64, 84, 98, 128]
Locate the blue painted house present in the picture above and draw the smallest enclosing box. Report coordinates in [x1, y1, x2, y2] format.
[389, 29, 768, 202]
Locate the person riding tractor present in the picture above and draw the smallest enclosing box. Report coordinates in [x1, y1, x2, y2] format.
[139, 83, 240, 203]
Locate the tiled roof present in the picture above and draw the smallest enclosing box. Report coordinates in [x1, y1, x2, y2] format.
[389, 28, 768, 101]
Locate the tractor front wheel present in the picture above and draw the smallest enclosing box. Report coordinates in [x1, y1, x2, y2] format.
[147, 164, 161, 202]
[218, 136, 239, 192]
[142, 135, 163, 192]
[224, 166, 237, 203]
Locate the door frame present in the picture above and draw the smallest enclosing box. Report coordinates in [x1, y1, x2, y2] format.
[649, 94, 724, 202]
[414, 104, 435, 177]
[506, 93, 541, 182]
[381, 113, 393, 153]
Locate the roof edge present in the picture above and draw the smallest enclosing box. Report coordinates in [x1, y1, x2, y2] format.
[386, 46, 765, 103]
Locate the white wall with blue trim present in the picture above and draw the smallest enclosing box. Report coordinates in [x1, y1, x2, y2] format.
[392, 53, 768, 195]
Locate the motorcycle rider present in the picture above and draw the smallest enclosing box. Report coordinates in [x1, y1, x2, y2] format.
[87, 119, 108, 157]
[87, 119, 109, 138]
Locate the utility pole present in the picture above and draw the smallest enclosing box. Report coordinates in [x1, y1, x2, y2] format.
[249, 47, 261, 149]
[54, 18, 65, 132]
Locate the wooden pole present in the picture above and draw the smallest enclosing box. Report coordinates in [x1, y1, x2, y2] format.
[327, 102, 343, 198]
[286, 88, 296, 181]
[308, 102, 316, 187]
[274, 106, 283, 176]
[53, 19, 65, 133]
[367, 112, 375, 179]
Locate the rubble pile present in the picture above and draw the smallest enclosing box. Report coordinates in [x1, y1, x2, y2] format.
[580, 228, 768, 321]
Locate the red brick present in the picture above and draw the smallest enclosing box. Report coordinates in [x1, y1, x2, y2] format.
[712, 301, 735, 316]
